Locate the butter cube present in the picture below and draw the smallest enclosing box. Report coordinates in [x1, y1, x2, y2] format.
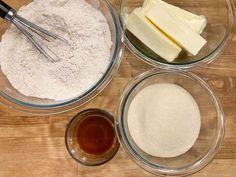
[126, 8, 182, 61]
[146, 2, 207, 55]
[143, 0, 207, 34]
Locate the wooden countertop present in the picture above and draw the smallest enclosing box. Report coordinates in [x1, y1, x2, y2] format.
[1, 0, 236, 176]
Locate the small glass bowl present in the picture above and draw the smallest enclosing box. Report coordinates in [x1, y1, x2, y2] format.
[65, 109, 119, 166]
[120, 0, 235, 69]
[115, 69, 225, 176]
[0, 0, 124, 114]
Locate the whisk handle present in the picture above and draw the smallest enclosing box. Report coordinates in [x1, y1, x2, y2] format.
[0, 0, 13, 20]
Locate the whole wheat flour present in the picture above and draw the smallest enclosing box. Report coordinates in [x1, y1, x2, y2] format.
[0, 0, 112, 100]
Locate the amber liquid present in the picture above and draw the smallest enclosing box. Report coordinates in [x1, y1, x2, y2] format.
[76, 115, 115, 155]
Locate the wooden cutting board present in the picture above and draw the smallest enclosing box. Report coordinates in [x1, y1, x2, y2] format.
[0, 0, 236, 176]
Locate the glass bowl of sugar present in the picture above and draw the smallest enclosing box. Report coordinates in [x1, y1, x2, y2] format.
[0, 0, 124, 114]
[120, 0, 235, 69]
[116, 69, 225, 176]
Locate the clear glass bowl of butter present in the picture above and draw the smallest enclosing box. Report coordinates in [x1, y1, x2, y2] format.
[120, 0, 235, 68]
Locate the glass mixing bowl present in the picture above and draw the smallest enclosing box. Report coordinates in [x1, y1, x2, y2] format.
[120, 0, 235, 69]
[0, 0, 124, 114]
[116, 69, 225, 176]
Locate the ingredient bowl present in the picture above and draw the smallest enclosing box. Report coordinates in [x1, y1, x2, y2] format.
[0, 0, 123, 114]
[116, 69, 225, 176]
[65, 109, 119, 166]
[120, 0, 235, 68]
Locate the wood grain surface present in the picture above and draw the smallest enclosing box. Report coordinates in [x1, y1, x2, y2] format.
[0, 0, 236, 176]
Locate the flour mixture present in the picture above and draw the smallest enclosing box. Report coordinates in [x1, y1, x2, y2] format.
[0, 0, 112, 100]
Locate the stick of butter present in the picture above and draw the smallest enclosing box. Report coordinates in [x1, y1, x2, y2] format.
[146, 2, 207, 56]
[143, 0, 207, 34]
[126, 8, 182, 62]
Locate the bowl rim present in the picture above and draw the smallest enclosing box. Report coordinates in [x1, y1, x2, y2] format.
[119, 0, 236, 69]
[115, 69, 225, 176]
[0, 0, 125, 114]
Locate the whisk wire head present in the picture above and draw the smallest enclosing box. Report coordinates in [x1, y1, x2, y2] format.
[0, 0, 68, 63]
[13, 14, 69, 63]
[12, 18, 61, 63]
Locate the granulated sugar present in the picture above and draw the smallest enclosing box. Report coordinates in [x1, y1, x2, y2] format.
[0, 0, 112, 100]
[128, 83, 201, 158]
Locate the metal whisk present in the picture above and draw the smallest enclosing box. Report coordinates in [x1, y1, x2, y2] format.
[0, 0, 67, 62]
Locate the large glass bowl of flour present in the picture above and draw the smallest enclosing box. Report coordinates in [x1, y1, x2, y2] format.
[0, 0, 123, 114]
[116, 69, 225, 176]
